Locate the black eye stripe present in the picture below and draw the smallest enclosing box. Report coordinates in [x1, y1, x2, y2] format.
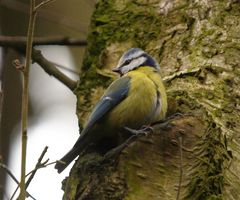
[122, 53, 147, 66]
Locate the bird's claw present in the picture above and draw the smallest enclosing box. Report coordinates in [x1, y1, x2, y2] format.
[124, 126, 153, 137]
[140, 125, 154, 134]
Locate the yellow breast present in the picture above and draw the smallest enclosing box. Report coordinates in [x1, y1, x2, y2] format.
[107, 66, 167, 129]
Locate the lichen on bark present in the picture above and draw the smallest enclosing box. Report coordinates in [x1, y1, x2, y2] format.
[65, 0, 240, 199]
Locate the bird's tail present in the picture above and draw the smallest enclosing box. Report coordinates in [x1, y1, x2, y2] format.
[55, 128, 91, 173]
[55, 146, 81, 173]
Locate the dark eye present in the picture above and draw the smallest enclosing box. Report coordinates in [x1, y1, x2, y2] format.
[124, 60, 131, 65]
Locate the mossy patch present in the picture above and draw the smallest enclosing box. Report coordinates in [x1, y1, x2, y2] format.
[82, 0, 166, 72]
[186, 124, 231, 200]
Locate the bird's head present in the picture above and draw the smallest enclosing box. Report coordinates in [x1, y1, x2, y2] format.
[112, 48, 160, 76]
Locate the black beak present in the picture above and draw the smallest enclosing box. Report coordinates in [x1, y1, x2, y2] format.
[112, 68, 123, 76]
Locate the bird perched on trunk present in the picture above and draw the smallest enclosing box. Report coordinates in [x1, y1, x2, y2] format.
[55, 48, 167, 173]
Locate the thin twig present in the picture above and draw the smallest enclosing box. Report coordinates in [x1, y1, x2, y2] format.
[10, 147, 48, 200]
[176, 136, 183, 200]
[10, 187, 19, 200]
[0, 36, 87, 47]
[14, 160, 57, 199]
[26, 146, 48, 188]
[32, 48, 78, 91]
[19, 0, 37, 198]
[27, 160, 58, 175]
[12, 47, 78, 91]
[0, 163, 36, 200]
[0, 163, 19, 185]
[35, 0, 55, 10]
[163, 67, 201, 83]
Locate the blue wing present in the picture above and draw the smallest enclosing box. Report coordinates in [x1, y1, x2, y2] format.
[55, 76, 131, 173]
[74, 76, 131, 146]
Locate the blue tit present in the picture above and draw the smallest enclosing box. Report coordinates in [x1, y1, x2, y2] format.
[55, 48, 167, 173]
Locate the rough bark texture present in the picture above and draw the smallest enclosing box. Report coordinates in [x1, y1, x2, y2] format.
[63, 0, 240, 199]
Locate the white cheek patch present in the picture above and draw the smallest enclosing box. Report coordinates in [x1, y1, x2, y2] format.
[116, 49, 145, 68]
[122, 56, 147, 74]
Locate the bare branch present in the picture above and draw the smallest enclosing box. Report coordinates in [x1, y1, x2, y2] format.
[26, 161, 58, 177]
[32, 48, 78, 91]
[0, 163, 36, 200]
[26, 146, 48, 188]
[51, 61, 80, 75]
[0, 36, 87, 47]
[19, 0, 37, 198]
[35, 0, 55, 11]
[9, 47, 78, 91]
[163, 67, 201, 83]
[0, 163, 19, 185]
[10, 146, 49, 200]
[10, 187, 19, 200]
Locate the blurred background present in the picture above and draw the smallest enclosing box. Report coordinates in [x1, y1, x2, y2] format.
[0, 0, 96, 199]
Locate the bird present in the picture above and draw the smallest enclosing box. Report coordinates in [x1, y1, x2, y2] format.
[55, 48, 167, 173]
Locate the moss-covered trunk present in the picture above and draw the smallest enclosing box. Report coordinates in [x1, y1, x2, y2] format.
[63, 0, 240, 199]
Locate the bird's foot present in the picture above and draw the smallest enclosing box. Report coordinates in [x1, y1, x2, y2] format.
[140, 125, 154, 134]
[124, 125, 153, 136]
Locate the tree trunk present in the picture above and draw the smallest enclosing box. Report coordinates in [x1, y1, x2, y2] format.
[63, 0, 240, 199]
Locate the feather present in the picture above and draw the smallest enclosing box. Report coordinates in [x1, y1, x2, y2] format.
[55, 76, 130, 173]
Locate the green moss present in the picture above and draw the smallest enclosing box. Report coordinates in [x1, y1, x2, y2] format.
[81, 0, 195, 72]
[167, 75, 232, 200]
[168, 90, 201, 112]
[186, 125, 230, 200]
[82, 0, 167, 72]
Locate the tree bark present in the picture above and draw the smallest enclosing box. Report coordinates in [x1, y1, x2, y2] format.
[63, 0, 240, 199]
